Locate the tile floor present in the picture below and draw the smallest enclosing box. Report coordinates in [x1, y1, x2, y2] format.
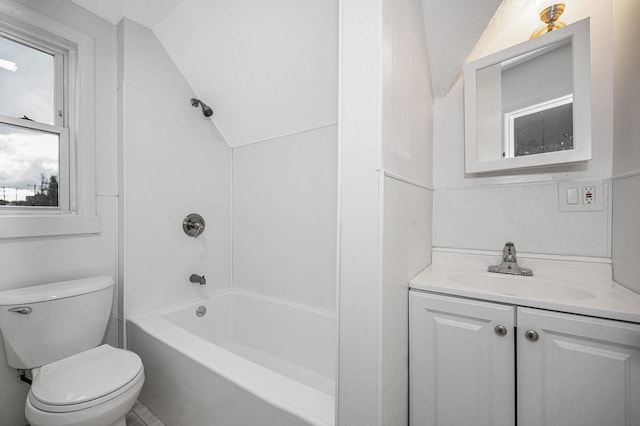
[126, 401, 165, 426]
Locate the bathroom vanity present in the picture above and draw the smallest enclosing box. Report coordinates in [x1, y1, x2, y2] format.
[409, 254, 640, 426]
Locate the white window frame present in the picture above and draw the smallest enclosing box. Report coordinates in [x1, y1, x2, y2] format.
[0, 7, 99, 238]
[504, 94, 574, 158]
[0, 23, 72, 213]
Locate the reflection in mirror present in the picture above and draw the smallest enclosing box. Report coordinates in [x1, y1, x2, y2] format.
[502, 39, 572, 158]
[508, 94, 572, 157]
[464, 19, 591, 173]
[476, 38, 573, 160]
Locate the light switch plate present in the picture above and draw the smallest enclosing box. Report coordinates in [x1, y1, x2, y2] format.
[558, 180, 605, 212]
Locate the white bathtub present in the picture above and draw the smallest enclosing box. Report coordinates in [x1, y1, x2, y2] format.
[127, 289, 336, 426]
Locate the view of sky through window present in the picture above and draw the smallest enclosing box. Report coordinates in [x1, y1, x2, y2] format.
[0, 34, 58, 205]
[0, 124, 59, 204]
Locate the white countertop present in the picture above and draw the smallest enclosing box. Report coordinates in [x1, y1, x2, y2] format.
[410, 262, 640, 324]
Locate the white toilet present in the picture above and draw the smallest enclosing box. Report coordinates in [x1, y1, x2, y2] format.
[0, 276, 144, 426]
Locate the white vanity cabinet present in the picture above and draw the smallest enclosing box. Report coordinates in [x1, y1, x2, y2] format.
[409, 290, 640, 426]
[409, 292, 516, 426]
[517, 307, 640, 426]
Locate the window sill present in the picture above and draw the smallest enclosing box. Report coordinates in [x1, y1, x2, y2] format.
[0, 214, 100, 239]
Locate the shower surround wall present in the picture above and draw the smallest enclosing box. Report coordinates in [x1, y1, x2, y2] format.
[152, 0, 340, 311]
[117, 18, 233, 322]
[0, 1, 119, 424]
[433, 0, 614, 258]
[232, 126, 338, 311]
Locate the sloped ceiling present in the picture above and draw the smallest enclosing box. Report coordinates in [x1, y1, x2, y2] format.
[420, 0, 503, 97]
[70, 0, 505, 143]
[153, 0, 338, 148]
[71, 0, 337, 148]
[69, 0, 184, 28]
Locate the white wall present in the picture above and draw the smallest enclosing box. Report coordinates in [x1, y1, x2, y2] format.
[337, 0, 383, 423]
[0, 1, 118, 424]
[433, 0, 614, 258]
[434, 178, 610, 256]
[118, 18, 232, 320]
[232, 126, 338, 311]
[338, 0, 433, 423]
[611, 0, 640, 293]
[382, 177, 432, 424]
[382, 0, 433, 188]
[380, 0, 433, 423]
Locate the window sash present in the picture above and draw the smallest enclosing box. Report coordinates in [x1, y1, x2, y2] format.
[0, 115, 70, 212]
[0, 28, 66, 127]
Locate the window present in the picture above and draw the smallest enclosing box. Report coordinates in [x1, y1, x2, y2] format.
[0, 26, 70, 210]
[0, 6, 99, 239]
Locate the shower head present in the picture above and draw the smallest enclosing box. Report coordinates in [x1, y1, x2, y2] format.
[191, 98, 213, 117]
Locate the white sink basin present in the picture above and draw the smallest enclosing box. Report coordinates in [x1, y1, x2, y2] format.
[447, 273, 597, 300]
[410, 259, 640, 323]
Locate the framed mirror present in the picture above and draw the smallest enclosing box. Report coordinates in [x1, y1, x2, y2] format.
[464, 18, 591, 173]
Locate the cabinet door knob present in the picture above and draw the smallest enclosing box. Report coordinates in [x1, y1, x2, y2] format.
[525, 329, 539, 341]
[494, 325, 508, 336]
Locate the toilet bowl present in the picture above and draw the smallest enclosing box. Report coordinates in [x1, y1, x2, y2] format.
[0, 277, 145, 426]
[25, 345, 144, 426]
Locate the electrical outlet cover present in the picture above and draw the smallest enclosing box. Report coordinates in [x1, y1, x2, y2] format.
[559, 180, 605, 212]
[583, 186, 595, 204]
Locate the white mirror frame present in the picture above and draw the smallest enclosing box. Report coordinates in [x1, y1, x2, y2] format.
[464, 18, 591, 174]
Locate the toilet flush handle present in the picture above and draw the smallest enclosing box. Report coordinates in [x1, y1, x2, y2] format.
[8, 307, 32, 314]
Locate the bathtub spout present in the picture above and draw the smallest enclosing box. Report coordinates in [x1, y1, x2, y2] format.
[189, 274, 206, 285]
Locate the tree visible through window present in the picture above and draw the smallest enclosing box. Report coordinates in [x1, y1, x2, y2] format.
[0, 29, 66, 208]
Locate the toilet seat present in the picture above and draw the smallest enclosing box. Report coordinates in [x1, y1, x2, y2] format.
[29, 344, 143, 413]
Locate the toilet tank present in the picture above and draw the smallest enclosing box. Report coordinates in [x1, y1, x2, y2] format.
[0, 276, 114, 369]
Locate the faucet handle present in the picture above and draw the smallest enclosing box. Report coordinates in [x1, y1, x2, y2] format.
[183, 213, 205, 238]
[503, 242, 517, 261]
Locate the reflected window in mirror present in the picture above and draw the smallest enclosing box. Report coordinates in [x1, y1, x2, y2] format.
[507, 94, 573, 157]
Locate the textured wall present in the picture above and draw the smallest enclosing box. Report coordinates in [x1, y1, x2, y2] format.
[381, 0, 434, 422]
[338, 0, 434, 423]
[382, 177, 432, 424]
[611, 0, 640, 293]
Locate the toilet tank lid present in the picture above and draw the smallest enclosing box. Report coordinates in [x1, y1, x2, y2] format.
[0, 276, 114, 306]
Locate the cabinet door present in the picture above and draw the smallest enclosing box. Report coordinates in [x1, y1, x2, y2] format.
[517, 307, 640, 426]
[410, 291, 515, 426]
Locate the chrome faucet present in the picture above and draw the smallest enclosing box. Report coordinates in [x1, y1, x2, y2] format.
[488, 242, 533, 276]
[189, 274, 207, 285]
